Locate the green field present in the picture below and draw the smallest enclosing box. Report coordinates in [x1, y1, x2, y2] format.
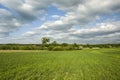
[0, 48, 120, 80]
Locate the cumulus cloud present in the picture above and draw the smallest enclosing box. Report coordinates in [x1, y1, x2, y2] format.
[51, 15, 60, 18]
[0, 0, 48, 37]
[69, 21, 120, 38]
[0, 0, 120, 43]
[0, 8, 22, 37]
[23, 20, 120, 43]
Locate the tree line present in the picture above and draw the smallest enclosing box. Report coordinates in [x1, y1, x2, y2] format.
[0, 37, 120, 50]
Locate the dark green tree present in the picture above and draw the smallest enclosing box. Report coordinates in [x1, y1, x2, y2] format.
[41, 37, 50, 46]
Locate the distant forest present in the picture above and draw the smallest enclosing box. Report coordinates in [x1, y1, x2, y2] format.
[0, 37, 120, 50]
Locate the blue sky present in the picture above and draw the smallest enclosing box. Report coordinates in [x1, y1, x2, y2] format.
[0, 0, 120, 44]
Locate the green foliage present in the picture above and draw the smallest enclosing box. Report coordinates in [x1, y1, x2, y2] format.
[61, 43, 68, 46]
[41, 37, 50, 45]
[0, 37, 119, 50]
[48, 46, 54, 51]
[0, 44, 120, 50]
[52, 46, 64, 51]
[51, 41, 57, 46]
[0, 48, 120, 80]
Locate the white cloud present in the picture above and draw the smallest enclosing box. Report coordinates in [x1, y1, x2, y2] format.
[69, 21, 120, 38]
[0, 0, 120, 43]
[51, 15, 60, 18]
[23, 20, 120, 43]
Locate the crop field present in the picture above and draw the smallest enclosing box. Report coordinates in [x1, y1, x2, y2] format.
[0, 48, 120, 80]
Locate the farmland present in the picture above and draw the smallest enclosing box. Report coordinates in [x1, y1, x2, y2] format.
[0, 48, 120, 80]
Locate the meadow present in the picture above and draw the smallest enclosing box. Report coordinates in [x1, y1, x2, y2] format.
[0, 48, 120, 80]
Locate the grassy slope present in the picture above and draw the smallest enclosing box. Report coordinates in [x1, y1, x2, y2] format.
[0, 48, 120, 80]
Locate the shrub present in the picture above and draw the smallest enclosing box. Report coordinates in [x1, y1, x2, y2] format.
[52, 46, 64, 51]
[48, 46, 54, 51]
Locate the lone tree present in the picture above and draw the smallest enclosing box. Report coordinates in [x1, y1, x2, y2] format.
[41, 37, 50, 46]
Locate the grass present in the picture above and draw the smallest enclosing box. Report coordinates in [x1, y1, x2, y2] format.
[0, 48, 120, 80]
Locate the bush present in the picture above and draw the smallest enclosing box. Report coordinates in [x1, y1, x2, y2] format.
[52, 46, 64, 51]
[48, 46, 54, 51]
[48, 46, 76, 51]
[63, 46, 74, 50]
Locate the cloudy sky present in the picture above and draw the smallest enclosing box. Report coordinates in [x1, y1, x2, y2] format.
[0, 0, 120, 44]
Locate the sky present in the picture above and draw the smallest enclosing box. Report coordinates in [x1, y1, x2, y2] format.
[0, 0, 120, 44]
